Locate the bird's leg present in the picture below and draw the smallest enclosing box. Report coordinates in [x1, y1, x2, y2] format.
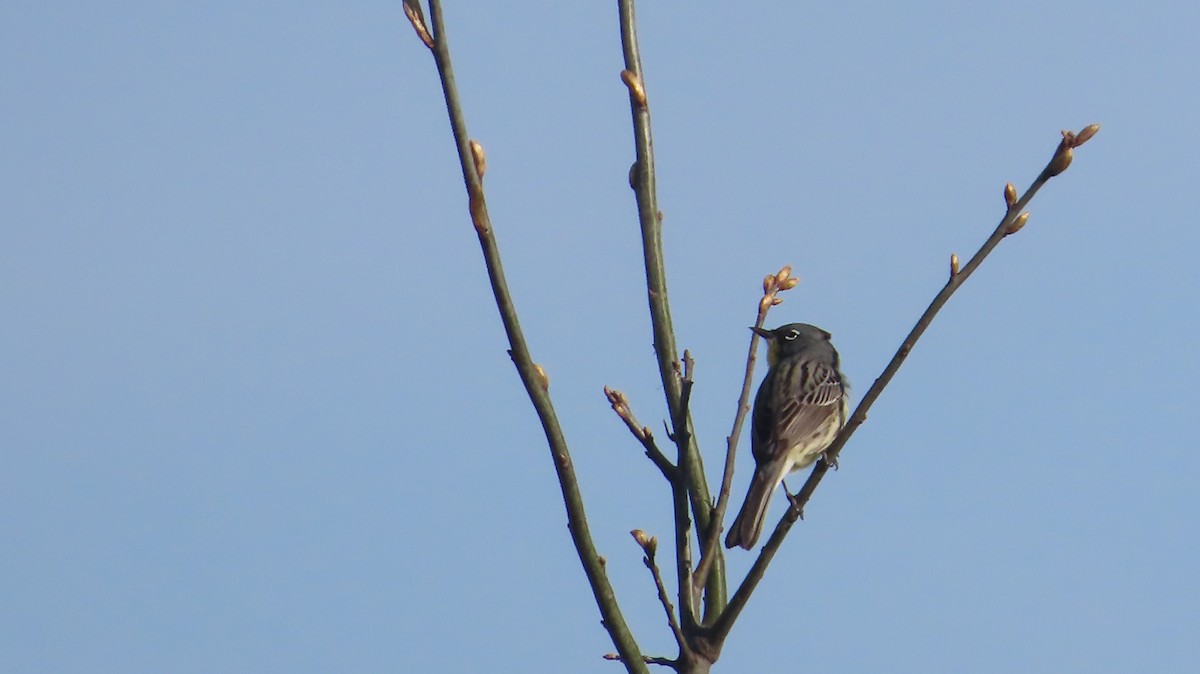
[781, 479, 805, 520]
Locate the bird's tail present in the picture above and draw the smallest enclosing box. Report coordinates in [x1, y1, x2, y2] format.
[725, 462, 788, 550]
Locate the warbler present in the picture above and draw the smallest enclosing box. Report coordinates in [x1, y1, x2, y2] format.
[725, 323, 848, 550]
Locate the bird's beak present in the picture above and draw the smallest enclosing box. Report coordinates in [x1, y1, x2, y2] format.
[749, 326, 773, 339]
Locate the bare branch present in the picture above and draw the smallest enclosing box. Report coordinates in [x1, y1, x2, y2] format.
[604, 387, 677, 481]
[419, 3, 648, 671]
[632, 530, 691, 662]
[705, 124, 1102, 647]
[617, 0, 725, 620]
[670, 353, 696, 628]
[693, 266, 797, 594]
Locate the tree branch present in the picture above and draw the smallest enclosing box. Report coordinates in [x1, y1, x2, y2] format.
[670, 353, 696, 629]
[632, 530, 691, 666]
[605, 387, 677, 481]
[617, 0, 726, 620]
[693, 268, 798, 596]
[703, 125, 1101, 649]
[418, 3, 649, 672]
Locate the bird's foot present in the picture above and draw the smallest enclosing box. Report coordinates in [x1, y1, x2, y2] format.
[782, 481, 806, 520]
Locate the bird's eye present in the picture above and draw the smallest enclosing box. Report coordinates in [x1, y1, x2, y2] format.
[783, 330, 800, 341]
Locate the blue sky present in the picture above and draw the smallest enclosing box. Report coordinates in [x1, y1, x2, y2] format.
[2, 2, 1197, 672]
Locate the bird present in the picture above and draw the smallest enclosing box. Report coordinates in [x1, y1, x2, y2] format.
[725, 322, 848, 550]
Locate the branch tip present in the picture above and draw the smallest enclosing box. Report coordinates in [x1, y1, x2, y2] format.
[604, 386, 629, 415]
[403, 1, 434, 49]
[1047, 123, 1100, 177]
[468, 190, 488, 234]
[1074, 123, 1101, 147]
[631, 529, 658, 557]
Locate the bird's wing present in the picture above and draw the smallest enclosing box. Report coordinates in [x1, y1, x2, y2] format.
[768, 360, 845, 458]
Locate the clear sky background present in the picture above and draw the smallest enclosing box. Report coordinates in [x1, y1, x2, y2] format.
[2, 2, 1196, 672]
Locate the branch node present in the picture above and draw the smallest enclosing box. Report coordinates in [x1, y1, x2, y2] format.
[1047, 139, 1074, 177]
[620, 69, 648, 107]
[1005, 211, 1031, 236]
[468, 189, 488, 235]
[469, 139, 487, 179]
[604, 386, 677, 480]
[533, 363, 550, 391]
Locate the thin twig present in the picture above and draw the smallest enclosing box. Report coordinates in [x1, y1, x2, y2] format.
[671, 353, 696, 629]
[694, 268, 796, 595]
[704, 125, 1101, 648]
[420, 3, 649, 672]
[605, 387, 677, 481]
[632, 530, 692, 663]
[617, 0, 726, 620]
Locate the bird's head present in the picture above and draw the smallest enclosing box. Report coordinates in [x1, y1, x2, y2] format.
[751, 323, 833, 366]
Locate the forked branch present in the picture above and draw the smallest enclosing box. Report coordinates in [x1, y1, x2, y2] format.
[703, 125, 1101, 648]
